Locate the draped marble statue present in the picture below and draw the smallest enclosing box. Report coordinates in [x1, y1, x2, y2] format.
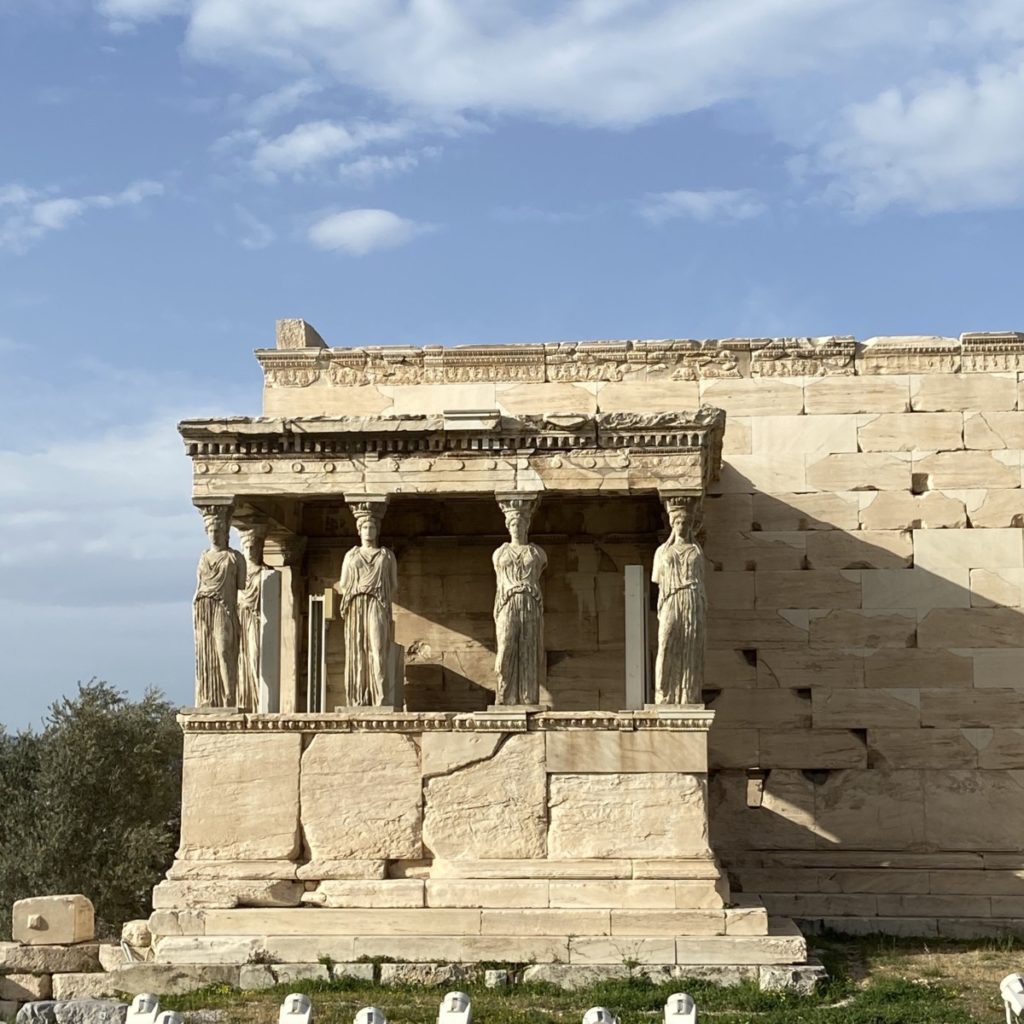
[652, 495, 707, 705]
[236, 524, 268, 713]
[193, 503, 246, 707]
[336, 499, 397, 706]
[493, 495, 548, 705]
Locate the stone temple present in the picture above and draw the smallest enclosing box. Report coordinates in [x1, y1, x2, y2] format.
[148, 322, 1024, 977]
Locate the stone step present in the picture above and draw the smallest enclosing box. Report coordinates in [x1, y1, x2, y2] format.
[152, 920, 803, 967]
[150, 905, 767, 939]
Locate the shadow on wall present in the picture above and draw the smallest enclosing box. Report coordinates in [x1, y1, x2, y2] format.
[700, 467, 1024, 867]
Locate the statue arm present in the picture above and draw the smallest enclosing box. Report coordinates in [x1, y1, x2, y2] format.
[387, 549, 398, 595]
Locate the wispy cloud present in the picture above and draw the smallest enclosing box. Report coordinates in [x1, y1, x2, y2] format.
[639, 189, 766, 225]
[0, 179, 163, 252]
[243, 78, 322, 125]
[307, 208, 433, 256]
[233, 204, 275, 249]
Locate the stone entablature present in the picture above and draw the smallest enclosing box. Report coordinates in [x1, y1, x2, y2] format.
[258, 323, 1024, 385]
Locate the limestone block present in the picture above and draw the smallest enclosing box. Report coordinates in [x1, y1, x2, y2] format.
[968, 490, 1024, 528]
[707, 649, 757, 687]
[868, 729, 978, 769]
[151, 936, 259, 964]
[378, 963, 468, 986]
[261, 937, 358, 962]
[422, 733, 546, 859]
[47, 976, 123, 1000]
[709, 728, 758, 769]
[757, 647, 864, 689]
[921, 689, 1024, 728]
[463, 935, 571, 962]
[0, 975, 51, 1001]
[919, 607, 1024, 648]
[708, 610, 808, 648]
[479, 909, 608, 936]
[806, 530, 912, 569]
[860, 409, 962, 454]
[151, 879, 303, 909]
[301, 733, 422, 860]
[12, 895, 94, 947]
[861, 568, 969, 609]
[264, 384, 394, 417]
[713, 455, 806, 494]
[751, 415, 857, 456]
[201, 907, 481, 936]
[544, 731, 707, 773]
[815, 916, 938, 937]
[568, 937, 675, 965]
[0, 944, 99, 974]
[964, 411, 1024, 449]
[864, 648, 971, 688]
[596, 380, 699, 412]
[707, 690, 810, 730]
[706, 572, 754, 609]
[911, 373, 1017, 411]
[758, 730, 867, 769]
[751, 492, 860, 531]
[815, 769, 926, 850]
[179, 733, 301, 861]
[674, 927, 806, 965]
[495, 382, 598, 415]
[974, 729, 1024, 769]
[610, 909, 724, 936]
[238, 964, 330, 990]
[548, 880, 673, 909]
[704, 532, 806, 572]
[929, 868, 1024, 894]
[673, 880, 729, 908]
[704, 492, 754, 534]
[548, 774, 709, 859]
[354, 936, 463, 962]
[295, 860, 387, 880]
[812, 689, 919, 728]
[101, 963, 238, 994]
[859, 491, 966, 530]
[804, 375, 909, 414]
[148, 909, 205, 937]
[876, 894, 991, 917]
[301, 880, 424, 908]
[420, 733, 502, 776]
[725, 903, 769, 935]
[723, 416, 752, 455]
[805, 453, 910, 492]
[699, 378, 804, 416]
[971, 568, 1024, 607]
[425, 880, 549, 908]
[388, 383, 496, 415]
[709, 770, 819, 851]
[808, 609, 916, 648]
[915, 451, 1020, 489]
[972, 649, 1024, 687]
[166, 860, 299, 881]
[98, 943, 126, 970]
[521, 963, 630, 988]
[754, 570, 861, 609]
[857, 412, 963, 452]
[429, 858, 632, 879]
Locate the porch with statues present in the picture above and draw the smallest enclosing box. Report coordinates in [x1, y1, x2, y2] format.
[149, 407, 807, 973]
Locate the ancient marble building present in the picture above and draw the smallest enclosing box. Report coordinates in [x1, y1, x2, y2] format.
[151, 322, 1024, 974]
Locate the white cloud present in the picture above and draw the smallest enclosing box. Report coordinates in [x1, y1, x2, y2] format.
[337, 147, 437, 184]
[246, 117, 420, 178]
[639, 189, 766, 224]
[243, 78, 321, 125]
[0, 179, 163, 252]
[816, 56, 1024, 214]
[307, 208, 431, 256]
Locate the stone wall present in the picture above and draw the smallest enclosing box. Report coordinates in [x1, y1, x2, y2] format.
[263, 330, 1024, 934]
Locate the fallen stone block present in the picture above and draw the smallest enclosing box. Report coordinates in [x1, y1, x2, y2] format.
[521, 965, 630, 990]
[378, 964, 469, 986]
[16, 1001, 126, 1024]
[0, 976, 52, 1001]
[50, 979, 119, 1002]
[758, 962, 827, 995]
[13, 898, 95, 947]
[0, 946, 100, 976]
[105, 965, 238, 997]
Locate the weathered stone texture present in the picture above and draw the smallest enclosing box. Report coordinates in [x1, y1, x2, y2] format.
[548, 773, 710, 859]
[423, 734, 546, 859]
[301, 733, 422, 860]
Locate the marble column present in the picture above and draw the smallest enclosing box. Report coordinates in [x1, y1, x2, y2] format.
[263, 532, 307, 714]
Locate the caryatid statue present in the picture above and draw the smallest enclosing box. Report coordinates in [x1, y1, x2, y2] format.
[336, 499, 397, 706]
[493, 494, 548, 705]
[652, 495, 707, 705]
[236, 523, 268, 713]
[193, 502, 246, 707]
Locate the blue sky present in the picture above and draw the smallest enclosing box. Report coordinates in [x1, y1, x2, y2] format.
[2, 0, 1023, 726]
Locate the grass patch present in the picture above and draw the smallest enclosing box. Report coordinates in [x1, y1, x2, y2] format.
[156, 937, 1024, 1024]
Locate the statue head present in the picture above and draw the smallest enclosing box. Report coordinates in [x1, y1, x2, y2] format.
[240, 527, 266, 566]
[498, 494, 537, 546]
[200, 506, 230, 550]
[665, 496, 700, 541]
[355, 510, 381, 548]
